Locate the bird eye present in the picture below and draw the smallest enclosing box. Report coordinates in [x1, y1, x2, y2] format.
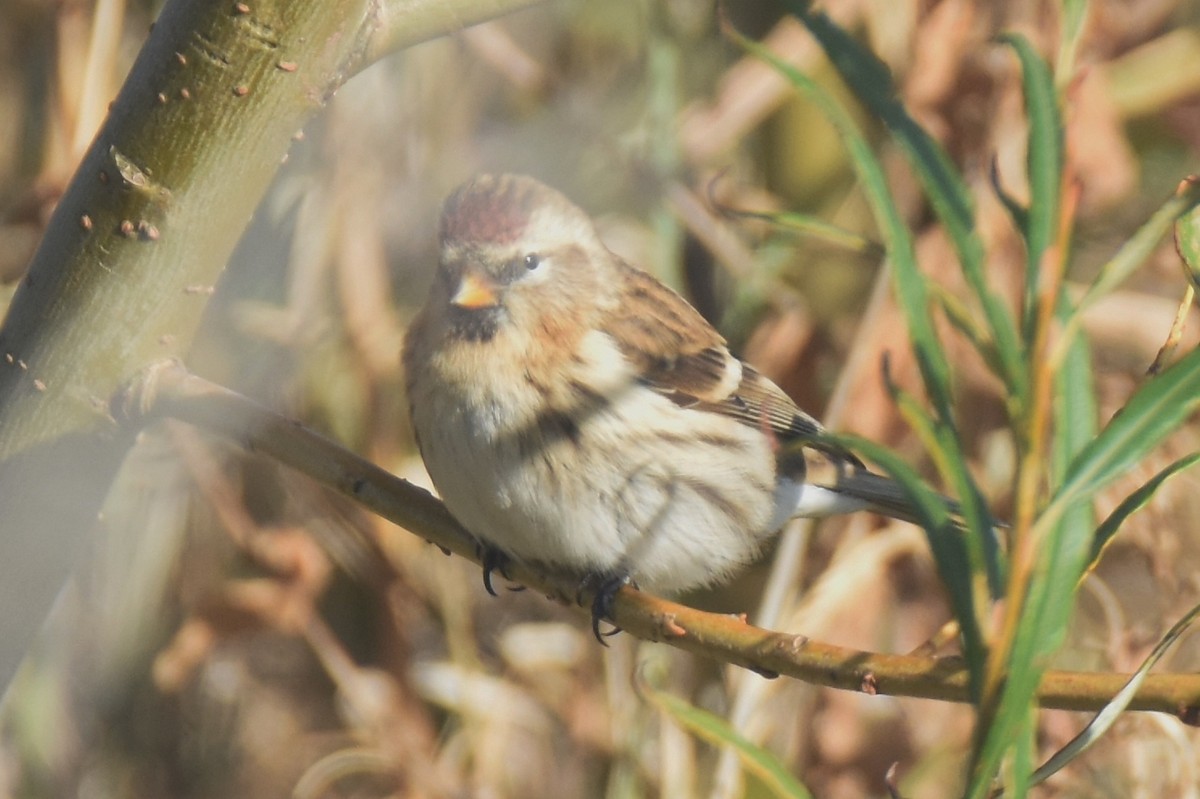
[523, 253, 541, 271]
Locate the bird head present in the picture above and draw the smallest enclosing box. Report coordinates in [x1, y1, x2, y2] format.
[433, 174, 608, 342]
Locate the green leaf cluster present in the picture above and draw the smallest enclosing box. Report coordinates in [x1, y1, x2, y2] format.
[680, 3, 1200, 795]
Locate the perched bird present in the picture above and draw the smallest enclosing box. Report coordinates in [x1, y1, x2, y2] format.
[404, 173, 928, 636]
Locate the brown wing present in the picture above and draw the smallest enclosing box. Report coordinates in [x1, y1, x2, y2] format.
[603, 260, 858, 465]
[600, 261, 724, 387]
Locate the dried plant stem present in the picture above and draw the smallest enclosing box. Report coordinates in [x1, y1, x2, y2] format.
[117, 360, 1200, 717]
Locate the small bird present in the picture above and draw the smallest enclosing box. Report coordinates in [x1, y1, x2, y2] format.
[404, 174, 928, 636]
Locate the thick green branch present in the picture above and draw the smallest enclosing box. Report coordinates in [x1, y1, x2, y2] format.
[119, 361, 1200, 718]
[0, 0, 543, 461]
[0, 0, 542, 692]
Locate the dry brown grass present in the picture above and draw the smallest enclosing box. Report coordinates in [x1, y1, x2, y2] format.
[3, 1, 1200, 797]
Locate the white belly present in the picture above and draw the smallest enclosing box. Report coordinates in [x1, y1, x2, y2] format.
[411, 364, 784, 593]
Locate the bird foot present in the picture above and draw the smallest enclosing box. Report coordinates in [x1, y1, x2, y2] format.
[477, 543, 516, 596]
[577, 572, 635, 645]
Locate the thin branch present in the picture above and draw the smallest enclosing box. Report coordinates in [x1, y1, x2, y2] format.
[363, 0, 550, 67]
[115, 360, 1200, 719]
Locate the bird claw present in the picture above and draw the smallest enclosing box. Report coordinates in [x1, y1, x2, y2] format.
[477, 543, 513, 597]
[578, 573, 634, 645]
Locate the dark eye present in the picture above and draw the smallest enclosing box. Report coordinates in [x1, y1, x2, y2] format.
[523, 253, 541, 270]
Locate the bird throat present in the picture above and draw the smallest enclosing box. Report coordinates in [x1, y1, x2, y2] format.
[447, 305, 503, 343]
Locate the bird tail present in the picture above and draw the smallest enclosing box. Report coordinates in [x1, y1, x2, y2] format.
[790, 469, 953, 526]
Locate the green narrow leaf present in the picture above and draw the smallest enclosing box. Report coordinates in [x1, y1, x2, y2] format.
[724, 25, 954, 410]
[982, 347, 1200, 795]
[787, 1, 1027, 409]
[639, 682, 813, 799]
[827, 433, 988, 685]
[1174, 176, 1200, 290]
[785, 3, 972, 232]
[883, 368, 1007, 599]
[728, 17, 998, 678]
[1046, 331, 1099, 599]
[973, 342, 1095, 796]
[1055, 0, 1090, 88]
[999, 33, 1064, 342]
[778, 4, 1017, 599]
[1052, 344, 1200, 521]
[1088, 452, 1200, 568]
[968, 35, 1072, 799]
[1032, 600, 1200, 786]
[724, 26, 960, 416]
[1073, 178, 1200, 319]
[989, 156, 1030, 239]
[976, 353, 1200, 793]
[726, 207, 885, 257]
[1007, 714, 1038, 798]
[929, 285, 998, 375]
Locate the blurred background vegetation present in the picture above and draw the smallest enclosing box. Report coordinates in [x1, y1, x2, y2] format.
[3, 0, 1200, 796]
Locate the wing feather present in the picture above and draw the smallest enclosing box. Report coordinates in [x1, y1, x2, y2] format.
[602, 259, 858, 466]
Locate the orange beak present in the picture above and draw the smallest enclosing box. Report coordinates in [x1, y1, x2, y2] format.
[451, 271, 499, 309]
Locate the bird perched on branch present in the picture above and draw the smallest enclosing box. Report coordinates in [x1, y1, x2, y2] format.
[403, 173, 928, 638]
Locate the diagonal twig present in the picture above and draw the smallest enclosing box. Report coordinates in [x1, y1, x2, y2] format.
[112, 359, 1200, 718]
